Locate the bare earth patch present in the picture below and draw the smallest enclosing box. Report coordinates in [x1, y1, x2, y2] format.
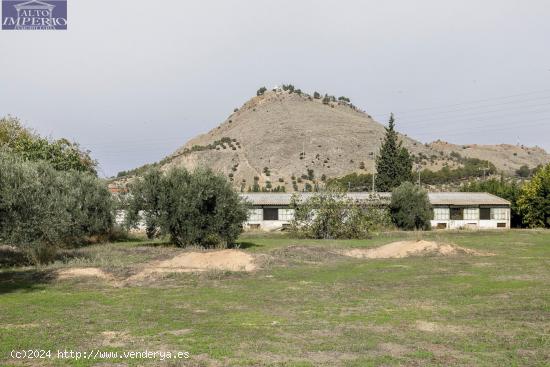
[415, 320, 474, 334]
[343, 240, 492, 259]
[129, 249, 257, 281]
[56, 267, 113, 280]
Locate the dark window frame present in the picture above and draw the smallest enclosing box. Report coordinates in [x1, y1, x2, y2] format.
[263, 208, 279, 221]
[480, 208, 491, 220]
[450, 207, 464, 220]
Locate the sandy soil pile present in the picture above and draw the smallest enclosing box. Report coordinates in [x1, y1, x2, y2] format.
[344, 240, 489, 259]
[56, 250, 257, 283]
[128, 249, 257, 281]
[153, 249, 256, 272]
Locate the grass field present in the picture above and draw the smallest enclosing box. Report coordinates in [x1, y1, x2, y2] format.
[1, 230, 549, 366]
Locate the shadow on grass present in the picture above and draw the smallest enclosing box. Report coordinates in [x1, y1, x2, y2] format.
[0, 268, 54, 295]
[233, 241, 261, 249]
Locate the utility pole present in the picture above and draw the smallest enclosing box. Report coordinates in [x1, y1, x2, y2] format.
[479, 165, 490, 180]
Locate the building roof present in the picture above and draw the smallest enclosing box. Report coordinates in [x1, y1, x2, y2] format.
[428, 192, 510, 206]
[240, 192, 510, 206]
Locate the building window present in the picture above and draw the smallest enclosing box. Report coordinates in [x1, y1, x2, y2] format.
[480, 208, 491, 220]
[248, 209, 262, 221]
[491, 208, 509, 220]
[450, 208, 463, 220]
[279, 209, 294, 221]
[263, 208, 279, 220]
[463, 208, 479, 220]
[433, 207, 450, 220]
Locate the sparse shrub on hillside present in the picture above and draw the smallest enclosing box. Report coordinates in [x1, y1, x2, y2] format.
[327, 172, 374, 192]
[127, 167, 248, 247]
[516, 165, 531, 178]
[263, 167, 271, 176]
[338, 96, 350, 103]
[307, 169, 315, 180]
[256, 87, 267, 96]
[313, 91, 321, 99]
[278, 177, 284, 183]
[282, 84, 295, 93]
[359, 161, 365, 170]
[419, 158, 496, 185]
[389, 182, 432, 230]
[304, 183, 313, 192]
[321, 174, 327, 182]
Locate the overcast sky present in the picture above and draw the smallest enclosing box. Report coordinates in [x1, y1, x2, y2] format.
[1, 0, 549, 177]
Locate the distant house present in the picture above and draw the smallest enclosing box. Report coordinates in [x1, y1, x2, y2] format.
[240, 192, 511, 231]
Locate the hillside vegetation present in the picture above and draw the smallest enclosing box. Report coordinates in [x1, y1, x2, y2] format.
[115, 87, 550, 192]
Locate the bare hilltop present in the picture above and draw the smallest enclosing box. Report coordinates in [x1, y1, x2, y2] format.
[120, 88, 550, 191]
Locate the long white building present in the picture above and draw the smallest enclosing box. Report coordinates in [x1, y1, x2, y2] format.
[240, 192, 511, 231]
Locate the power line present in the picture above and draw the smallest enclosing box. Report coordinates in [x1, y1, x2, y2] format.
[370, 88, 550, 115]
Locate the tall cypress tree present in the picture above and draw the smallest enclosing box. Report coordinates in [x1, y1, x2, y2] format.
[375, 114, 413, 191]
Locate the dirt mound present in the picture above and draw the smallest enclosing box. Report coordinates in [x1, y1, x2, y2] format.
[130, 249, 257, 281]
[344, 240, 489, 259]
[155, 249, 256, 272]
[56, 267, 113, 280]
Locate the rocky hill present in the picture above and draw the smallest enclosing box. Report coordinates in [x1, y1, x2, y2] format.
[118, 88, 550, 192]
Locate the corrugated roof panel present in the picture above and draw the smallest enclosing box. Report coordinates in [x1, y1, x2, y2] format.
[240, 192, 510, 206]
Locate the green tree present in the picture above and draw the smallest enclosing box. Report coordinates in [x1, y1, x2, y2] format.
[0, 116, 97, 174]
[127, 167, 248, 247]
[516, 165, 531, 178]
[126, 168, 164, 238]
[0, 150, 113, 263]
[517, 164, 550, 228]
[256, 87, 267, 96]
[461, 177, 523, 227]
[290, 191, 372, 239]
[389, 182, 432, 230]
[375, 114, 412, 191]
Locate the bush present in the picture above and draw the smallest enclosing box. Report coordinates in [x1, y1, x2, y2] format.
[389, 182, 432, 230]
[516, 165, 531, 178]
[517, 163, 550, 228]
[127, 167, 248, 247]
[0, 116, 97, 174]
[0, 150, 113, 263]
[313, 91, 321, 99]
[290, 191, 370, 239]
[256, 87, 267, 96]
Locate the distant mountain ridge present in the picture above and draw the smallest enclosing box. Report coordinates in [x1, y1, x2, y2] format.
[117, 88, 550, 191]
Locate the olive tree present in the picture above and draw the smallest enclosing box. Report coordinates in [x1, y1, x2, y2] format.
[289, 191, 386, 239]
[0, 150, 113, 263]
[389, 182, 432, 230]
[127, 167, 248, 247]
